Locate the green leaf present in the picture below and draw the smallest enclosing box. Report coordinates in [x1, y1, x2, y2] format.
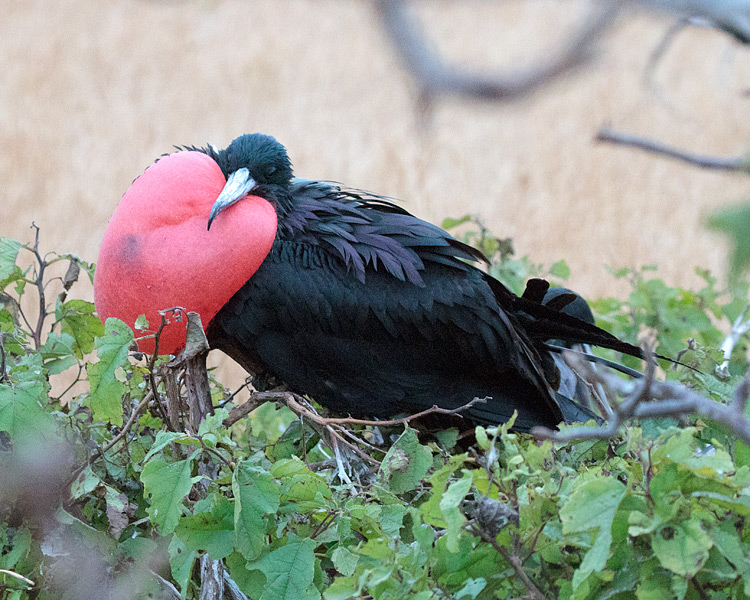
[377, 428, 432, 493]
[421, 453, 468, 527]
[248, 539, 320, 600]
[550, 260, 571, 280]
[331, 546, 358, 577]
[712, 519, 750, 594]
[707, 203, 750, 279]
[134, 314, 149, 330]
[323, 576, 360, 600]
[70, 465, 100, 499]
[0, 238, 21, 280]
[439, 470, 473, 552]
[85, 318, 134, 426]
[169, 534, 197, 600]
[441, 215, 471, 230]
[0, 526, 31, 570]
[58, 298, 105, 356]
[377, 504, 406, 538]
[279, 472, 332, 513]
[652, 521, 712, 577]
[455, 578, 487, 599]
[560, 477, 626, 590]
[143, 430, 193, 462]
[233, 460, 280, 561]
[0, 381, 54, 439]
[142, 451, 200, 534]
[176, 494, 235, 560]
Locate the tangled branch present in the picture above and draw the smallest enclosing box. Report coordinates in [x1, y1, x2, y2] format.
[533, 349, 750, 444]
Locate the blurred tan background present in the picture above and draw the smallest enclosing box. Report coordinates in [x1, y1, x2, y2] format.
[3, 0, 749, 303]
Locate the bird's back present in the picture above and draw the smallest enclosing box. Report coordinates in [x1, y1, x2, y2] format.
[206, 180, 582, 431]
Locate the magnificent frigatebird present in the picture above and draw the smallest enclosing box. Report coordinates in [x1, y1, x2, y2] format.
[95, 133, 646, 432]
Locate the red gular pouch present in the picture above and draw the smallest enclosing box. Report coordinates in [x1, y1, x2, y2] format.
[94, 151, 277, 355]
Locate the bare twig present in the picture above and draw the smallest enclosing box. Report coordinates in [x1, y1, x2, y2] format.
[165, 312, 224, 598]
[287, 396, 488, 428]
[466, 523, 549, 600]
[716, 306, 750, 378]
[217, 377, 254, 408]
[100, 391, 154, 455]
[596, 127, 750, 172]
[0, 569, 34, 588]
[174, 313, 213, 434]
[533, 350, 750, 444]
[30, 224, 48, 350]
[374, 0, 621, 102]
[644, 17, 691, 88]
[222, 391, 290, 427]
[52, 363, 85, 402]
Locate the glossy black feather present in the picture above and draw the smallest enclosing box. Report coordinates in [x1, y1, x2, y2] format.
[200, 134, 641, 431]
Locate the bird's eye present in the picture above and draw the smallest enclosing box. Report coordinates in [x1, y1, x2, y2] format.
[266, 166, 277, 177]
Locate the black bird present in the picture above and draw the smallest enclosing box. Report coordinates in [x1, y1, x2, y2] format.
[95, 133, 647, 432]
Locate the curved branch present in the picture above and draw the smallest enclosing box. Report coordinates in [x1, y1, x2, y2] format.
[374, 0, 622, 101]
[634, 0, 750, 43]
[596, 127, 750, 172]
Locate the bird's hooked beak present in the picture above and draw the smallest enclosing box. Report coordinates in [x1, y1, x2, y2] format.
[208, 167, 257, 230]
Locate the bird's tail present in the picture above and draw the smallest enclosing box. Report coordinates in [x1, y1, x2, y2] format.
[487, 277, 673, 364]
[555, 392, 602, 426]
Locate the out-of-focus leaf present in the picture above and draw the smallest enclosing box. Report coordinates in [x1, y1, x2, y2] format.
[0, 381, 53, 439]
[707, 203, 750, 279]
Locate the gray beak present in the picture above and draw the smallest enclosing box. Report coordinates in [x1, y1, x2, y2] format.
[207, 168, 257, 230]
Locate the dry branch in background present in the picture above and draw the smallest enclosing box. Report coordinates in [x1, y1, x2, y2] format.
[373, 0, 622, 102]
[596, 127, 750, 172]
[634, 0, 750, 43]
[374, 0, 750, 105]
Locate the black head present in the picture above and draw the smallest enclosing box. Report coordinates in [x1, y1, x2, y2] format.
[216, 133, 294, 188]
